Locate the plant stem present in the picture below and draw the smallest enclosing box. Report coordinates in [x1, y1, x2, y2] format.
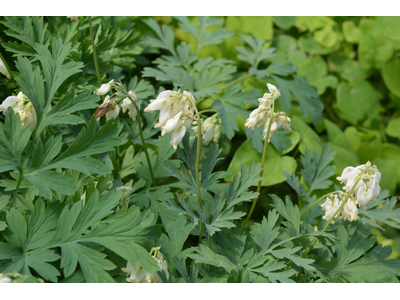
[119, 88, 156, 187]
[240, 101, 275, 234]
[187, 96, 204, 244]
[302, 167, 370, 258]
[221, 74, 252, 90]
[198, 109, 218, 115]
[136, 109, 157, 187]
[10, 170, 23, 207]
[88, 17, 102, 89]
[0, 50, 14, 80]
[300, 191, 342, 219]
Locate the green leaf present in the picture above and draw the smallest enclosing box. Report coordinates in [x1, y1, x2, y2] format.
[0, 108, 32, 169]
[273, 75, 323, 124]
[329, 222, 400, 282]
[2, 16, 48, 55]
[272, 17, 297, 30]
[382, 58, 400, 98]
[342, 21, 362, 43]
[291, 116, 322, 155]
[227, 139, 297, 186]
[386, 117, 400, 139]
[336, 80, 379, 124]
[358, 30, 393, 70]
[212, 85, 260, 139]
[188, 244, 238, 273]
[328, 54, 370, 81]
[324, 119, 359, 174]
[159, 216, 194, 261]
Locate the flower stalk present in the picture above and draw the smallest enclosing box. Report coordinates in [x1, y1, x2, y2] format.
[116, 87, 156, 187]
[88, 17, 102, 93]
[302, 166, 371, 258]
[186, 96, 204, 244]
[240, 100, 275, 234]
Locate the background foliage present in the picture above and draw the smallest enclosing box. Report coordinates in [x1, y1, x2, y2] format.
[0, 16, 400, 283]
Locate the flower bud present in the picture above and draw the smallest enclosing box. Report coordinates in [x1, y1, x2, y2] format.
[0, 58, 10, 79]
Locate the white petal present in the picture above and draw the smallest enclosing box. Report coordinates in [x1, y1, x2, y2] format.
[161, 111, 182, 136]
[267, 83, 277, 93]
[121, 98, 133, 113]
[0, 59, 10, 79]
[170, 126, 186, 150]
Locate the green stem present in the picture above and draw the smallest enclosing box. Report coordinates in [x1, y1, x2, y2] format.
[187, 96, 204, 244]
[11, 123, 40, 208]
[198, 109, 218, 115]
[300, 191, 342, 219]
[221, 74, 252, 90]
[136, 109, 156, 187]
[88, 17, 102, 89]
[302, 167, 370, 258]
[0, 51, 14, 80]
[10, 170, 23, 207]
[240, 101, 275, 234]
[119, 88, 156, 187]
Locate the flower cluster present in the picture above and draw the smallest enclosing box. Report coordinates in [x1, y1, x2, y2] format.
[67, 16, 79, 23]
[0, 91, 37, 130]
[245, 83, 291, 141]
[122, 246, 169, 283]
[94, 80, 139, 122]
[321, 162, 381, 223]
[0, 274, 12, 283]
[193, 113, 222, 145]
[0, 58, 10, 79]
[145, 90, 196, 150]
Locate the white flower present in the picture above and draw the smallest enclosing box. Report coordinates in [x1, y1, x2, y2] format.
[337, 162, 381, 208]
[198, 114, 221, 145]
[161, 111, 183, 136]
[20, 105, 37, 130]
[267, 83, 281, 98]
[213, 124, 221, 143]
[101, 95, 119, 120]
[170, 126, 186, 150]
[96, 79, 114, 96]
[341, 199, 359, 222]
[121, 93, 138, 121]
[67, 16, 79, 23]
[146, 89, 195, 150]
[370, 172, 381, 201]
[0, 58, 10, 79]
[356, 185, 373, 209]
[123, 247, 169, 283]
[0, 277, 12, 283]
[144, 90, 172, 112]
[116, 186, 133, 194]
[321, 194, 341, 224]
[0, 92, 24, 114]
[203, 123, 215, 145]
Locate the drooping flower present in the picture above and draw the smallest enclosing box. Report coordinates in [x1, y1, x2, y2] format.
[96, 79, 114, 96]
[0, 92, 37, 130]
[0, 274, 12, 283]
[121, 91, 139, 121]
[321, 194, 341, 224]
[122, 246, 169, 283]
[67, 16, 79, 23]
[193, 113, 222, 145]
[245, 83, 290, 142]
[0, 58, 10, 79]
[340, 199, 359, 222]
[0, 92, 24, 114]
[145, 89, 196, 150]
[95, 95, 120, 121]
[337, 161, 381, 209]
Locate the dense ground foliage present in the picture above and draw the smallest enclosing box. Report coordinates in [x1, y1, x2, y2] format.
[1, 16, 400, 283]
